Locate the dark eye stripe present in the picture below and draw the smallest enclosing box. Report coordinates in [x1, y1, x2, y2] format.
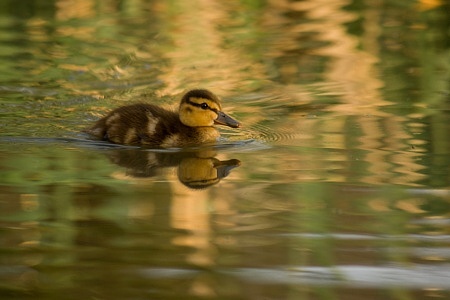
[187, 99, 219, 113]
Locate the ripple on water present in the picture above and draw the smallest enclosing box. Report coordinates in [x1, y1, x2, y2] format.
[241, 122, 308, 146]
[0, 136, 269, 153]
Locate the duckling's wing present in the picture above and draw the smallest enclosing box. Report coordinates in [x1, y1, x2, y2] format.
[86, 104, 171, 146]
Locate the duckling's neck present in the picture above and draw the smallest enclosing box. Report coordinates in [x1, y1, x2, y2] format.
[194, 126, 220, 142]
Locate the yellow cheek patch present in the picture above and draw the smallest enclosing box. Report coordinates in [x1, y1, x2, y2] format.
[179, 101, 218, 127]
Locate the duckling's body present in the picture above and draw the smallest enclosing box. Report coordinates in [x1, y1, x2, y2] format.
[86, 89, 240, 148]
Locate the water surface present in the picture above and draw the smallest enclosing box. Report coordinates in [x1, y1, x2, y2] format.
[1, 0, 449, 299]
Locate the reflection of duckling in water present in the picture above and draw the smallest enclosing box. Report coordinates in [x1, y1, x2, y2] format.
[86, 89, 240, 148]
[178, 157, 240, 189]
[108, 148, 240, 189]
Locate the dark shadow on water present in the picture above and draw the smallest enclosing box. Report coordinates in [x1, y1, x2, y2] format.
[106, 148, 241, 189]
[0, 136, 260, 189]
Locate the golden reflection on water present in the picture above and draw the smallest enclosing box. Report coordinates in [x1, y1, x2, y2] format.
[0, 0, 449, 299]
[267, 0, 387, 110]
[155, 0, 267, 97]
[56, 0, 95, 20]
[170, 183, 214, 266]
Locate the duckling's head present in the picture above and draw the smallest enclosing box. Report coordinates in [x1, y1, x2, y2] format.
[179, 89, 240, 128]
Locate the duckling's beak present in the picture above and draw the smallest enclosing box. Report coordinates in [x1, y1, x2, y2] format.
[214, 111, 240, 128]
[214, 159, 241, 179]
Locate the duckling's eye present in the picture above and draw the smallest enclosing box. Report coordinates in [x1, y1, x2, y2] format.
[200, 103, 209, 110]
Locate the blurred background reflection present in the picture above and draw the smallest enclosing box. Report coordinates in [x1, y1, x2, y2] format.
[0, 0, 449, 299]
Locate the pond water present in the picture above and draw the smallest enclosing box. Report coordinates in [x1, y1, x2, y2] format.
[1, 0, 449, 299]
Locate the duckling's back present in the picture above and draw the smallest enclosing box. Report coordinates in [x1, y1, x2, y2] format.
[86, 103, 183, 146]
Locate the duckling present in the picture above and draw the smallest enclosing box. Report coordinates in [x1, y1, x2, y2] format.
[85, 89, 240, 148]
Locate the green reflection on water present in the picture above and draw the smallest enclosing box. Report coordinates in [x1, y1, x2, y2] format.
[0, 142, 449, 299]
[0, 0, 449, 299]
